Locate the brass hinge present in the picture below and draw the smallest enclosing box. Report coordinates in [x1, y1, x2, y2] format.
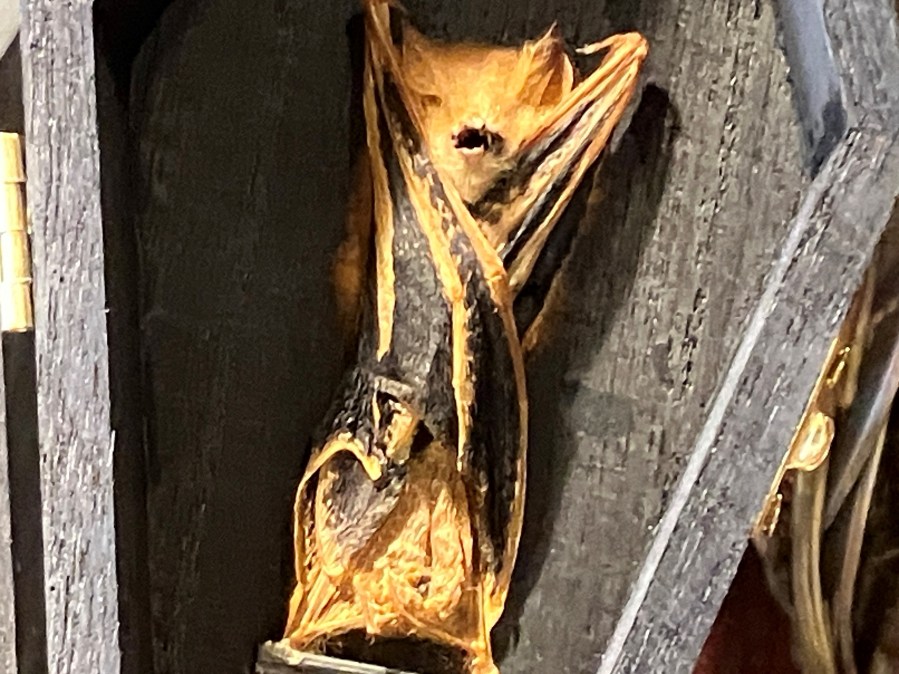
[753, 340, 849, 538]
[0, 132, 32, 333]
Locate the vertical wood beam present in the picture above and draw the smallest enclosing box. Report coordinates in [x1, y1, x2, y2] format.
[19, 1, 121, 672]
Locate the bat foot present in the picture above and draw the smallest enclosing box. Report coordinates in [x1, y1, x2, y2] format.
[468, 654, 500, 674]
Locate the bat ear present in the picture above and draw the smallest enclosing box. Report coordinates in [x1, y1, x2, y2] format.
[399, 25, 442, 95]
[512, 24, 574, 108]
[399, 23, 430, 58]
[470, 32, 647, 293]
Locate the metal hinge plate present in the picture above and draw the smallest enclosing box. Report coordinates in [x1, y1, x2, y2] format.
[0, 132, 32, 333]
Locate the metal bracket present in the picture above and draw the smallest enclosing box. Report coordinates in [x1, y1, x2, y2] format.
[256, 641, 419, 674]
[0, 132, 31, 333]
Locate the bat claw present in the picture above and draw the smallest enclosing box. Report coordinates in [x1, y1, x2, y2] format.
[577, 32, 649, 59]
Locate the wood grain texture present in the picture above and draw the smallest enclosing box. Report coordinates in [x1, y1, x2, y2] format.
[600, 0, 899, 670]
[3, 332, 49, 674]
[607, 128, 899, 674]
[20, 1, 121, 672]
[128, 0, 812, 673]
[131, 1, 354, 672]
[94, 32, 156, 674]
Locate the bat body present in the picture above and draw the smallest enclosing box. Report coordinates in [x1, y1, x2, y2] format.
[285, 3, 647, 672]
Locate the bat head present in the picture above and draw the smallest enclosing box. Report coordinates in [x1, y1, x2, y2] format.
[399, 25, 577, 204]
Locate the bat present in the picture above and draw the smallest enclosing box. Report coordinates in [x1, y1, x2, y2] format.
[283, 2, 647, 672]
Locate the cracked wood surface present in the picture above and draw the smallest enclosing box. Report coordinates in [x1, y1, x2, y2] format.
[20, 1, 121, 673]
[600, 0, 899, 669]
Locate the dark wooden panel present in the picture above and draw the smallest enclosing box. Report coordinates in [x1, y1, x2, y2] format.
[0, 342, 16, 674]
[0, 43, 21, 673]
[607, 129, 899, 674]
[131, 1, 354, 672]
[20, 1, 122, 672]
[94, 24, 156, 674]
[0, 40, 23, 133]
[130, 0, 810, 672]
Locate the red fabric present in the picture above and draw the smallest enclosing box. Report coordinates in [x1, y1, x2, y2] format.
[694, 547, 799, 674]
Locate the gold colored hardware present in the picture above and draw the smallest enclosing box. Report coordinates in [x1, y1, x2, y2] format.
[753, 337, 848, 538]
[784, 411, 835, 473]
[825, 346, 851, 388]
[0, 132, 32, 333]
[756, 492, 783, 538]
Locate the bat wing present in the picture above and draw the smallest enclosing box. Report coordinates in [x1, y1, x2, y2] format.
[293, 1, 647, 633]
[293, 3, 527, 624]
[470, 32, 648, 295]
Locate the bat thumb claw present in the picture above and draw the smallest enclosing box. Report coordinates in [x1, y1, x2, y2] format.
[577, 32, 649, 59]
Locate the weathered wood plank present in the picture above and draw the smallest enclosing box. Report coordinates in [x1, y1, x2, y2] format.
[20, 1, 121, 672]
[93, 18, 156, 673]
[605, 129, 899, 674]
[600, 0, 899, 669]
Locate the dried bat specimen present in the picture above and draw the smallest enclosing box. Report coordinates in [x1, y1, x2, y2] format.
[283, 2, 647, 672]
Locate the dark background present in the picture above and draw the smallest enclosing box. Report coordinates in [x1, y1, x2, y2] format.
[0, 40, 23, 133]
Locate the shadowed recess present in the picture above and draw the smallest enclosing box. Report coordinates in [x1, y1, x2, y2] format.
[773, 0, 847, 174]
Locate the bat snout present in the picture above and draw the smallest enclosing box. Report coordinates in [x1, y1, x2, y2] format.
[452, 124, 503, 157]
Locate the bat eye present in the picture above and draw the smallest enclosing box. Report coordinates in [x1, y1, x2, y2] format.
[453, 126, 501, 153]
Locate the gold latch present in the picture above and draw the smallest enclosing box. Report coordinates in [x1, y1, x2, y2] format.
[753, 339, 848, 538]
[0, 132, 32, 333]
